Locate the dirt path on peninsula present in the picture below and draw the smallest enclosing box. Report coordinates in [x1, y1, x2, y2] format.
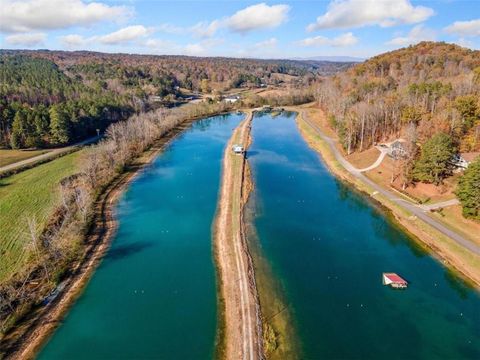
[214, 111, 263, 360]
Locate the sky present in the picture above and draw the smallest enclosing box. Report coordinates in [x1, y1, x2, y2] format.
[0, 0, 479, 59]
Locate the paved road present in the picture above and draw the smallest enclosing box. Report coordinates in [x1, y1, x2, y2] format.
[300, 111, 480, 256]
[0, 135, 100, 174]
[357, 147, 388, 172]
[421, 199, 460, 211]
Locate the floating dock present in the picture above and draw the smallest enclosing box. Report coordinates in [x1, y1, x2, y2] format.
[383, 273, 408, 289]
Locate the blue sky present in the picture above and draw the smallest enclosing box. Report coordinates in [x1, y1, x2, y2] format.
[1, 0, 479, 59]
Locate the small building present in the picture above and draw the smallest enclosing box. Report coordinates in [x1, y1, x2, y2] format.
[382, 273, 408, 289]
[387, 139, 408, 159]
[232, 144, 244, 155]
[224, 95, 240, 103]
[450, 152, 479, 170]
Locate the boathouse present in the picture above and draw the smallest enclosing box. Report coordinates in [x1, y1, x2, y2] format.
[382, 273, 408, 289]
[232, 145, 244, 155]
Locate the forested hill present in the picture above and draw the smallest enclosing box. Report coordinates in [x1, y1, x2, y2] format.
[316, 42, 480, 154]
[0, 50, 352, 149]
[316, 42, 480, 205]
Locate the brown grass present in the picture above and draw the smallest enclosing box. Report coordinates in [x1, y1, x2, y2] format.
[365, 157, 458, 203]
[0, 149, 48, 168]
[346, 147, 381, 169]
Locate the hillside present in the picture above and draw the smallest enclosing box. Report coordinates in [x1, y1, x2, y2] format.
[315, 41, 480, 218]
[0, 50, 351, 150]
[317, 42, 480, 153]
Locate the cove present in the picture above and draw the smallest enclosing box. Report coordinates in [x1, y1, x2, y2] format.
[248, 112, 480, 359]
[39, 113, 243, 359]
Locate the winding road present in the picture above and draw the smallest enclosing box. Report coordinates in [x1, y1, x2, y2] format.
[300, 110, 480, 256]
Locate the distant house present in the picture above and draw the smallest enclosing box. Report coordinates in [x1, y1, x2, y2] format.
[232, 144, 244, 155]
[387, 139, 408, 159]
[450, 152, 479, 170]
[224, 95, 240, 103]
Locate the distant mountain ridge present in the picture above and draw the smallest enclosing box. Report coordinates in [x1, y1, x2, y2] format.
[293, 55, 365, 63]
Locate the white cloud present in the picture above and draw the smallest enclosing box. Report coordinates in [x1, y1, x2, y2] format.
[298, 32, 358, 47]
[97, 25, 152, 45]
[254, 37, 278, 48]
[147, 3, 290, 40]
[456, 38, 474, 48]
[190, 20, 222, 38]
[59, 25, 153, 48]
[445, 19, 480, 37]
[307, 0, 434, 31]
[386, 24, 435, 46]
[59, 34, 86, 48]
[225, 3, 290, 34]
[5, 32, 46, 46]
[184, 38, 224, 56]
[0, 0, 132, 33]
[156, 23, 185, 35]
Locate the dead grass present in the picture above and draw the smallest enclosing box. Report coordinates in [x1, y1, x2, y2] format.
[257, 89, 290, 98]
[346, 147, 381, 169]
[432, 205, 480, 246]
[365, 157, 458, 203]
[0, 149, 48, 168]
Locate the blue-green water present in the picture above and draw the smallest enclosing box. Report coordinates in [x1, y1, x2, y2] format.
[248, 112, 480, 359]
[39, 113, 243, 359]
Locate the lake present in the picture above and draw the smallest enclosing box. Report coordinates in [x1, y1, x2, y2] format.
[39, 113, 243, 359]
[248, 111, 480, 359]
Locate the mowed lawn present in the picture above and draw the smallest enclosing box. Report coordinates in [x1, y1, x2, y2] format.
[0, 149, 49, 168]
[0, 152, 81, 282]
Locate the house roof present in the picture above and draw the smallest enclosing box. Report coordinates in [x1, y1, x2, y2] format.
[384, 273, 407, 284]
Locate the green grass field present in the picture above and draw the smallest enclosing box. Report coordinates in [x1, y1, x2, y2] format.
[0, 151, 81, 282]
[0, 149, 49, 168]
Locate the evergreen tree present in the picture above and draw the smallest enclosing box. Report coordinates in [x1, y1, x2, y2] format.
[49, 105, 70, 145]
[413, 133, 456, 184]
[9, 110, 38, 148]
[456, 158, 480, 219]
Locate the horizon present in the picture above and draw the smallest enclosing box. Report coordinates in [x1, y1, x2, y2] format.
[1, 1, 479, 59]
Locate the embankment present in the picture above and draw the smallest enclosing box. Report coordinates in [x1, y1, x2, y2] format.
[294, 107, 480, 289]
[214, 111, 263, 359]
[1, 120, 197, 360]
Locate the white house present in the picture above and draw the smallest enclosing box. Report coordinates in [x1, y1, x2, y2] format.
[224, 95, 240, 103]
[450, 152, 479, 170]
[387, 139, 408, 159]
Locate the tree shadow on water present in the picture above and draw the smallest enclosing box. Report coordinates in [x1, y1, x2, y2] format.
[105, 241, 153, 262]
[246, 150, 259, 158]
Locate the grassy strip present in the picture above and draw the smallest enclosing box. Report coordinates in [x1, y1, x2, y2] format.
[296, 114, 480, 288]
[0, 147, 79, 179]
[0, 152, 81, 282]
[0, 149, 49, 168]
[0, 121, 196, 358]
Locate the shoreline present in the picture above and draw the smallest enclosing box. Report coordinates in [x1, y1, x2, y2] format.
[213, 111, 263, 359]
[292, 107, 480, 290]
[1, 120, 199, 359]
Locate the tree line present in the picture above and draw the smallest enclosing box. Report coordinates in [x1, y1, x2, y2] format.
[1, 51, 341, 149]
[315, 42, 480, 219]
[0, 100, 234, 338]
